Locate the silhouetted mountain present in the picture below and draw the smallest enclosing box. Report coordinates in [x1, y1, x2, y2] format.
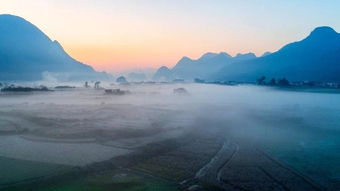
[171, 53, 235, 80]
[127, 72, 147, 82]
[153, 52, 257, 81]
[198, 52, 232, 62]
[213, 26, 340, 82]
[153, 66, 172, 81]
[261, 52, 272, 57]
[0, 14, 111, 81]
[234, 53, 257, 61]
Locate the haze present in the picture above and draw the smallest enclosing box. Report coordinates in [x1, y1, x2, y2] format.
[1, 83, 340, 190]
[1, 1, 340, 190]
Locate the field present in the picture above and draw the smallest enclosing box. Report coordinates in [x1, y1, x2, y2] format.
[0, 156, 71, 187]
[6, 169, 179, 191]
[1, 83, 340, 190]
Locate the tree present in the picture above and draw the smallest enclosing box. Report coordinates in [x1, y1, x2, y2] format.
[194, 78, 205, 83]
[278, 78, 290, 86]
[116, 76, 128, 83]
[268, 78, 276, 86]
[256, 76, 266, 85]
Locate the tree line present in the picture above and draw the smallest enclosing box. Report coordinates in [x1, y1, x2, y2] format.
[256, 76, 290, 86]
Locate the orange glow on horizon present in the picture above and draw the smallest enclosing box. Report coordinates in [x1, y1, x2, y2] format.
[2, 0, 338, 72]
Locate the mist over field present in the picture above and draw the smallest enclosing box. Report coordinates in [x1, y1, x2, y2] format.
[1, 1, 340, 190]
[1, 83, 339, 190]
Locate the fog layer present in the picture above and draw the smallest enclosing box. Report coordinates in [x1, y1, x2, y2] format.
[0, 83, 339, 189]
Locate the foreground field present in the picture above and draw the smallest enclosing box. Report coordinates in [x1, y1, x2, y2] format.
[0, 156, 72, 187]
[6, 169, 179, 191]
[1, 83, 340, 190]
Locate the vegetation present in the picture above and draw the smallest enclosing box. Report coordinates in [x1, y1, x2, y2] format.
[116, 76, 128, 83]
[256, 76, 290, 87]
[0, 156, 71, 187]
[277, 78, 290, 86]
[54, 86, 76, 89]
[256, 76, 266, 85]
[5, 167, 179, 191]
[194, 78, 205, 83]
[173, 88, 188, 94]
[1, 85, 50, 92]
[105, 89, 130, 95]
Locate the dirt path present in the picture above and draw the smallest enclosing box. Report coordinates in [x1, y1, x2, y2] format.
[201, 141, 324, 191]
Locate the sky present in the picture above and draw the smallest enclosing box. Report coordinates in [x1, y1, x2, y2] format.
[1, 0, 340, 72]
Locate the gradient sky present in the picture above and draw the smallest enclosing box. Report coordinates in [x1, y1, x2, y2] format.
[1, 0, 340, 72]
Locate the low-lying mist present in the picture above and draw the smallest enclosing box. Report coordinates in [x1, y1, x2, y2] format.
[0, 83, 339, 188]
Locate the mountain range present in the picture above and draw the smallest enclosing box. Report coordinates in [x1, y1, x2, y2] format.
[153, 52, 259, 81]
[0, 14, 111, 81]
[154, 26, 340, 83]
[1, 14, 339, 83]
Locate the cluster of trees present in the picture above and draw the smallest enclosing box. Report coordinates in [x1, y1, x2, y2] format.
[256, 76, 290, 86]
[1, 85, 49, 92]
[116, 76, 128, 83]
[194, 78, 205, 83]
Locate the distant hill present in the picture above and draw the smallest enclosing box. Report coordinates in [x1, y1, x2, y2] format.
[153, 52, 257, 81]
[213, 26, 340, 82]
[127, 72, 147, 82]
[0, 14, 111, 81]
[153, 66, 172, 81]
